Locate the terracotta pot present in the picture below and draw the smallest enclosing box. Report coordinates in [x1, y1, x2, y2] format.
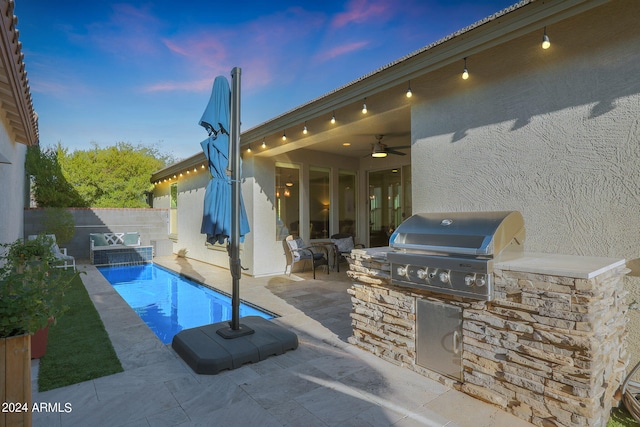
[31, 317, 54, 359]
[1, 334, 32, 427]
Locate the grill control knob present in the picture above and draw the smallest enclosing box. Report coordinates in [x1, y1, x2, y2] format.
[397, 266, 408, 277]
[464, 274, 475, 287]
[475, 275, 487, 287]
[417, 269, 428, 280]
[438, 270, 450, 284]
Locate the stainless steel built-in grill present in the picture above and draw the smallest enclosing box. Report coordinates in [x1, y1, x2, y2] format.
[388, 211, 525, 301]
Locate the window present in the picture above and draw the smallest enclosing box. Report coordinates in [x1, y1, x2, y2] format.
[275, 165, 300, 240]
[338, 170, 357, 237]
[169, 183, 178, 238]
[368, 167, 411, 247]
[309, 167, 330, 239]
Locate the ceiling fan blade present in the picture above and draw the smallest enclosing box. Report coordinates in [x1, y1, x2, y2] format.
[386, 149, 407, 156]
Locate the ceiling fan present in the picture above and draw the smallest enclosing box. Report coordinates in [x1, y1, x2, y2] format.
[370, 135, 410, 158]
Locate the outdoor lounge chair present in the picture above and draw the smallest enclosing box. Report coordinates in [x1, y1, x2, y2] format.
[330, 233, 364, 272]
[28, 234, 76, 271]
[284, 235, 329, 279]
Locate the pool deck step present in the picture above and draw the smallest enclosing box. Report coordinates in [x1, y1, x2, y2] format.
[171, 316, 298, 375]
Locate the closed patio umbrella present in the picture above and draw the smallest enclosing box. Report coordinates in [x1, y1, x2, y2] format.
[199, 75, 249, 245]
[200, 70, 251, 336]
[172, 69, 298, 372]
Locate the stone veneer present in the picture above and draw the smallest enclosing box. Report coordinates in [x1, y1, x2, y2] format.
[347, 248, 629, 427]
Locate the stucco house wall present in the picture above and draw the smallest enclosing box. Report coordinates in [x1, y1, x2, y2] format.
[0, 0, 38, 246]
[0, 128, 26, 245]
[411, 0, 640, 362]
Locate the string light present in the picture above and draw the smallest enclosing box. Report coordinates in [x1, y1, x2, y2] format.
[262, 138, 266, 148]
[303, 121, 308, 135]
[462, 57, 469, 80]
[331, 112, 336, 124]
[406, 81, 412, 98]
[362, 98, 367, 114]
[542, 26, 550, 49]
[282, 130, 287, 141]
[246, 144, 252, 153]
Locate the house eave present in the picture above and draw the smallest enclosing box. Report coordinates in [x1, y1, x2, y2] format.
[0, 0, 38, 146]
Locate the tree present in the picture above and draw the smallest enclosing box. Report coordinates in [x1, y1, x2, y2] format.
[25, 145, 86, 207]
[58, 142, 173, 208]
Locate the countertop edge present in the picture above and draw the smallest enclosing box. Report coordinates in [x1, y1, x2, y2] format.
[494, 253, 626, 279]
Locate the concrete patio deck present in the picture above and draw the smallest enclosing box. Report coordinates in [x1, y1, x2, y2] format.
[31, 256, 534, 426]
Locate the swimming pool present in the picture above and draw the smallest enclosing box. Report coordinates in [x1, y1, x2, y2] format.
[97, 264, 274, 344]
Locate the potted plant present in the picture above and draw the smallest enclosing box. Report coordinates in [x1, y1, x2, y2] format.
[0, 235, 77, 426]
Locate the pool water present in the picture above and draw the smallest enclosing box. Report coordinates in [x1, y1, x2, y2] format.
[97, 264, 274, 344]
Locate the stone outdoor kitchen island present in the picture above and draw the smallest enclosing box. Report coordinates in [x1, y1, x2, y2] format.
[347, 248, 629, 427]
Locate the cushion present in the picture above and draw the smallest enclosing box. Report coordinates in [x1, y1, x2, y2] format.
[287, 238, 311, 261]
[51, 243, 61, 255]
[332, 237, 354, 253]
[293, 238, 305, 250]
[123, 232, 139, 246]
[90, 233, 109, 247]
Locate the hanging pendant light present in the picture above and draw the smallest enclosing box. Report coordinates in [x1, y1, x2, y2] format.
[542, 26, 550, 49]
[462, 57, 469, 80]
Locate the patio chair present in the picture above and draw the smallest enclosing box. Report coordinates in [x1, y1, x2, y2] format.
[283, 235, 329, 279]
[28, 234, 76, 271]
[330, 233, 364, 272]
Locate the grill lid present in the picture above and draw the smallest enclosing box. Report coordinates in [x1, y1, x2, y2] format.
[389, 211, 525, 257]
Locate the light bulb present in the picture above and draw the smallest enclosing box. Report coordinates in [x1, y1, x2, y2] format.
[331, 114, 336, 124]
[303, 125, 308, 135]
[261, 139, 266, 148]
[406, 87, 412, 98]
[362, 103, 367, 114]
[462, 68, 469, 80]
[542, 34, 550, 49]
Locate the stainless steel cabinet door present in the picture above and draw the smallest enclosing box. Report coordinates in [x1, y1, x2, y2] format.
[416, 299, 462, 381]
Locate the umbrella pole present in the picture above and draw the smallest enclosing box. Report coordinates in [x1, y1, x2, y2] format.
[218, 66, 254, 339]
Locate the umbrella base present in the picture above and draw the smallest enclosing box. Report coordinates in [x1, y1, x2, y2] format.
[216, 323, 255, 339]
[171, 316, 298, 375]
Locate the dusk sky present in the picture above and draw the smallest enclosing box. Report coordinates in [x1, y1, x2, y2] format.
[17, 0, 516, 160]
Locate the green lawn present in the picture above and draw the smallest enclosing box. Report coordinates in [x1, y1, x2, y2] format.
[609, 407, 640, 427]
[37, 273, 123, 391]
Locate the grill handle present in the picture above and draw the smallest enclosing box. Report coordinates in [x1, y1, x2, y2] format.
[392, 243, 490, 256]
[453, 330, 460, 355]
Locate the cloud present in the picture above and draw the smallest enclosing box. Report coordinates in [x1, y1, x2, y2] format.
[81, 3, 165, 58]
[313, 41, 370, 63]
[331, 0, 392, 28]
[143, 6, 326, 94]
[141, 77, 213, 93]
